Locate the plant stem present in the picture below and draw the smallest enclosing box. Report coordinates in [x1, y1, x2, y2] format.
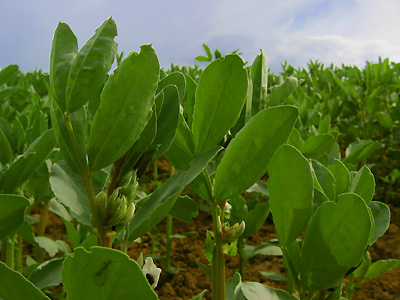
[166, 214, 173, 270]
[346, 273, 355, 299]
[5, 233, 16, 269]
[38, 199, 51, 236]
[211, 201, 225, 300]
[281, 246, 306, 300]
[15, 235, 23, 273]
[237, 237, 246, 277]
[63, 114, 110, 247]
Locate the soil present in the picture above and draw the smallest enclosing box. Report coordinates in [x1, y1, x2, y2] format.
[31, 158, 400, 300]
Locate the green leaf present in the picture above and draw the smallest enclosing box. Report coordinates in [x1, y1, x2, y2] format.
[268, 77, 298, 107]
[300, 193, 373, 293]
[259, 271, 288, 282]
[343, 140, 380, 165]
[0, 128, 13, 165]
[201, 43, 212, 61]
[50, 105, 87, 175]
[250, 49, 268, 115]
[165, 113, 195, 170]
[215, 105, 298, 201]
[169, 196, 198, 223]
[151, 85, 180, 158]
[184, 74, 197, 126]
[88, 45, 159, 171]
[0, 261, 50, 300]
[62, 247, 158, 300]
[364, 259, 400, 279]
[63, 219, 80, 249]
[350, 166, 375, 204]
[245, 242, 282, 258]
[118, 109, 157, 178]
[34, 236, 60, 257]
[156, 71, 186, 103]
[375, 111, 393, 129]
[368, 201, 390, 245]
[65, 18, 117, 113]
[242, 202, 270, 239]
[50, 162, 91, 226]
[0, 129, 56, 194]
[300, 134, 335, 160]
[269, 144, 313, 246]
[328, 159, 350, 197]
[235, 282, 298, 300]
[190, 290, 208, 300]
[192, 54, 248, 154]
[318, 115, 331, 134]
[0, 195, 29, 240]
[128, 147, 220, 241]
[28, 257, 64, 290]
[49, 22, 78, 112]
[0, 64, 19, 86]
[311, 160, 335, 201]
[226, 273, 241, 300]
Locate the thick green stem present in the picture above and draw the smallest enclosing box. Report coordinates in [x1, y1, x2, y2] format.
[166, 214, 173, 270]
[5, 233, 16, 269]
[15, 235, 23, 273]
[345, 273, 355, 300]
[237, 238, 246, 277]
[281, 246, 306, 300]
[64, 114, 110, 247]
[38, 199, 51, 236]
[211, 201, 225, 300]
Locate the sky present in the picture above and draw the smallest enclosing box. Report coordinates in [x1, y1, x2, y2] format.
[1, 0, 400, 73]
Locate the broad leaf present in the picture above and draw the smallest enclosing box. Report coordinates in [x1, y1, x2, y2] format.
[268, 77, 298, 107]
[350, 166, 375, 204]
[215, 105, 298, 201]
[300, 193, 373, 293]
[311, 160, 335, 201]
[128, 147, 220, 242]
[0, 261, 50, 300]
[88, 45, 159, 171]
[65, 18, 117, 113]
[328, 159, 350, 197]
[364, 259, 400, 279]
[0, 129, 56, 194]
[156, 71, 186, 103]
[300, 134, 335, 160]
[49, 22, 78, 112]
[50, 162, 92, 226]
[62, 247, 158, 300]
[0, 195, 29, 240]
[50, 106, 87, 175]
[368, 201, 390, 244]
[150, 85, 180, 158]
[169, 196, 198, 223]
[269, 144, 313, 246]
[235, 282, 298, 300]
[192, 54, 248, 154]
[0, 128, 13, 165]
[28, 258, 64, 290]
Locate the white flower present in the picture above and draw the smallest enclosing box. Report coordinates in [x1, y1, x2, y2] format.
[142, 257, 162, 289]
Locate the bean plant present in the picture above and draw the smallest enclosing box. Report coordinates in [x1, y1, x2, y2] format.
[0, 17, 398, 300]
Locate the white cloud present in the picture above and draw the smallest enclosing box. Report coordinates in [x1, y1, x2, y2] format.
[1, 0, 400, 72]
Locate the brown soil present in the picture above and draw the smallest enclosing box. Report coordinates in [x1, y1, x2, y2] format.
[31, 158, 400, 299]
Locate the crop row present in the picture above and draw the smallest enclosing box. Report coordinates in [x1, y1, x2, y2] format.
[0, 18, 399, 300]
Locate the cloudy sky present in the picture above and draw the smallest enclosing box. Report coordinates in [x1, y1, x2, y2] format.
[1, 0, 399, 73]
